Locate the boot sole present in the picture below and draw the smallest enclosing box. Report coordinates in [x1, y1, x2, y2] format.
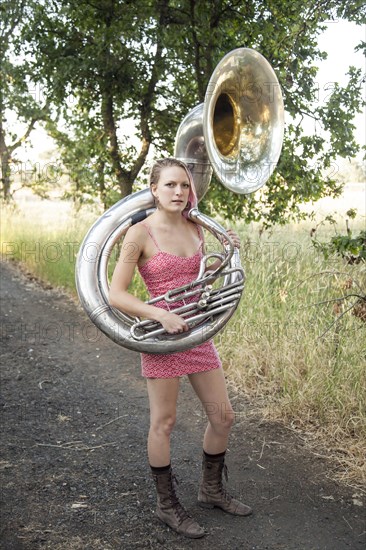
[198, 500, 253, 516]
[198, 501, 215, 509]
[157, 515, 206, 539]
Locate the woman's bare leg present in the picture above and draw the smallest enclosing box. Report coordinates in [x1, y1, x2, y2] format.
[146, 377, 180, 466]
[189, 368, 252, 516]
[188, 367, 234, 454]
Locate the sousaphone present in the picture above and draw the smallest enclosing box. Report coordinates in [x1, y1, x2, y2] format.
[75, 48, 284, 353]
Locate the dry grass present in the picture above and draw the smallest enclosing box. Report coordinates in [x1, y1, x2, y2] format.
[1, 194, 365, 489]
[218, 220, 366, 491]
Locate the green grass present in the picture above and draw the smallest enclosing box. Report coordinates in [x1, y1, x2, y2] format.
[1, 198, 365, 486]
[1, 199, 95, 290]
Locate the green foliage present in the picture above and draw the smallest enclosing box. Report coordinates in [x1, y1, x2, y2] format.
[313, 229, 366, 263]
[2, 0, 366, 223]
[312, 210, 366, 263]
[0, 0, 52, 199]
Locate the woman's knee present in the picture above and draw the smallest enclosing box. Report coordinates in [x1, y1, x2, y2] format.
[150, 413, 176, 438]
[207, 403, 235, 434]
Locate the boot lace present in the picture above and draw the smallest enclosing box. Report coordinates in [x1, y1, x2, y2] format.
[218, 463, 232, 503]
[170, 473, 192, 524]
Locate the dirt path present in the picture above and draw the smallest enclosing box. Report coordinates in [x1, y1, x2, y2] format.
[1, 260, 365, 550]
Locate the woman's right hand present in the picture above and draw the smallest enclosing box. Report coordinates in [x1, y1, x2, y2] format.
[158, 310, 189, 334]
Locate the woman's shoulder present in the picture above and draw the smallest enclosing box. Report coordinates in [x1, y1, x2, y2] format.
[187, 219, 204, 240]
[124, 222, 149, 246]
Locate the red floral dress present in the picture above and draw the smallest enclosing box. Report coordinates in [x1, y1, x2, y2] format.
[138, 223, 222, 378]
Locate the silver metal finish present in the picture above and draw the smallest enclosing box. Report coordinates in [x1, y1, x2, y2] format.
[205, 48, 284, 194]
[75, 48, 284, 353]
[174, 103, 213, 201]
[175, 48, 284, 196]
[76, 189, 244, 353]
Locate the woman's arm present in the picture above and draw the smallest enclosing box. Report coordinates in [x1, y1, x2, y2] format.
[109, 225, 165, 322]
[109, 225, 188, 333]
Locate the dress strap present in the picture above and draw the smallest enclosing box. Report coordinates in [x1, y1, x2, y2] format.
[140, 222, 161, 251]
[195, 224, 204, 249]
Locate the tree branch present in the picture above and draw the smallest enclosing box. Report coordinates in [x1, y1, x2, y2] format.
[9, 101, 50, 153]
[317, 300, 360, 340]
[290, 270, 365, 294]
[211, 0, 245, 27]
[9, 118, 37, 153]
[298, 294, 366, 309]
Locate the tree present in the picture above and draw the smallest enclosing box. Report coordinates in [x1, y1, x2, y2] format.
[5, 0, 366, 223]
[21, 0, 185, 206]
[0, 0, 50, 200]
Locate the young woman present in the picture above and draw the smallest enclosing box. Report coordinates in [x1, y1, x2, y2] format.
[109, 158, 252, 539]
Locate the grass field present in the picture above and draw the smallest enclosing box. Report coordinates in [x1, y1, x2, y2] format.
[1, 187, 365, 488]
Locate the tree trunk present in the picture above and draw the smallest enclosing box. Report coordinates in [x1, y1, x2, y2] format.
[97, 159, 107, 210]
[0, 120, 11, 200]
[189, 0, 205, 102]
[101, 91, 131, 197]
[0, 108, 43, 199]
[100, 0, 167, 201]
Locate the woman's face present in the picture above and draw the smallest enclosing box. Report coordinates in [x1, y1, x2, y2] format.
[152, 166, 191, 213]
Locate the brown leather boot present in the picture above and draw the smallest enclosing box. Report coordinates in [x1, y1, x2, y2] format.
[152, 467, 206, 539]
[198, 452, 252, 516]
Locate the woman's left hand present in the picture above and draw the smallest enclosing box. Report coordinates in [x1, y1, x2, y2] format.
[225, 229, 241, 249]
